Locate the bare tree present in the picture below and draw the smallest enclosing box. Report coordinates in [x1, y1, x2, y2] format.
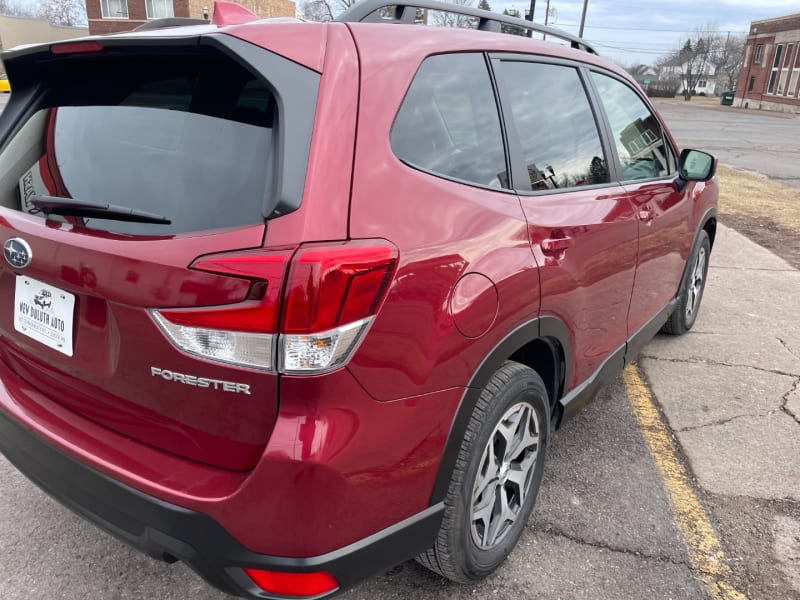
[676, 31, 713, 101]
[0, 0, 39, 18]
[300, 0, 358, 21]
[431, 0, 477, 28]
[39, 0, 86, 26]
[625, 64, 651, 79]
[301, 0, 334, 21]
[709, 32, 745, 92]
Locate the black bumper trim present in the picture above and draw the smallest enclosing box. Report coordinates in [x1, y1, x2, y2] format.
[0, 410, 444, 598]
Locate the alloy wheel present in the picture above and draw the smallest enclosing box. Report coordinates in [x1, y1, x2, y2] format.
[470, 402, 540, 549]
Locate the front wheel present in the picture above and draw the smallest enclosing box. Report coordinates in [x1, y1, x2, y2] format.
[662, 229, 711, 335]
[416, 361, 549, 582]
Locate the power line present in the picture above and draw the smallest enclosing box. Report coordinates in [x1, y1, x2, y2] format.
[557, 21, 748, 34]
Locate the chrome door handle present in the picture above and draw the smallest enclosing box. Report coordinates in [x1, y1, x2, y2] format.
[638, 210, 654, 223]
[541, 236, 573, 254]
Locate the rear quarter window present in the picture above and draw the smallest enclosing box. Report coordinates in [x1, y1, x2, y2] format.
[391, 53, 509, 190]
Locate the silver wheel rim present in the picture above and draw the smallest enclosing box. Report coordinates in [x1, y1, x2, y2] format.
[685, 246, 707, 320]
[470, 402, 540, 550]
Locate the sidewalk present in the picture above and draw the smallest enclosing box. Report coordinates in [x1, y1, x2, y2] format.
[638, 224, 800, 594]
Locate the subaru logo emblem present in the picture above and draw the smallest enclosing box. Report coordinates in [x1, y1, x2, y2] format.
[3, 238, 33, 269]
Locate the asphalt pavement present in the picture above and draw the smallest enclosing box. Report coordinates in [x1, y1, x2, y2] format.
[654, 99, 800, 189]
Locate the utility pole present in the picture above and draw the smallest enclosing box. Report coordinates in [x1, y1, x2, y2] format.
[578, 0, 588, 37]
[526, 0, 535, 38]
[543, 0, 550, 40]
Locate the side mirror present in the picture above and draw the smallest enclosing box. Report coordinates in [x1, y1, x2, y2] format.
[678, 149, 716, 182]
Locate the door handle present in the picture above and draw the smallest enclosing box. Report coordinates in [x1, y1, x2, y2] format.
[638, 209, 654, 223]
[541, 236, 573, 254]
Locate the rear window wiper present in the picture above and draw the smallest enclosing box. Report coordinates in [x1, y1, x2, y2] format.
[29, 195, 171, 225]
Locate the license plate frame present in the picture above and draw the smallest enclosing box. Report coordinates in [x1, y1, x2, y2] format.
[13, 275, 75, 357]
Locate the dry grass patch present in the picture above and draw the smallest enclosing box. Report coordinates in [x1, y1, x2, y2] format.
[717, 165, 800, 232]
[716, 165, 800, 268]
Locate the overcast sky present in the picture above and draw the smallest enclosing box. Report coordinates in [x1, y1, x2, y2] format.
[488, 0, 798, 66]
[14, 0, 800, 66]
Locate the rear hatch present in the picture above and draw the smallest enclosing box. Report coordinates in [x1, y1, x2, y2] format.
[0, 34, 320, 470]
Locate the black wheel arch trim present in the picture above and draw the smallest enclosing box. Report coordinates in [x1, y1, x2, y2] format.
[675, 207, 717, 298]
[429, 315, 571, 504]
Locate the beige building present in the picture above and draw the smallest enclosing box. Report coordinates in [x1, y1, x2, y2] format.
[0, 15, 88, 72]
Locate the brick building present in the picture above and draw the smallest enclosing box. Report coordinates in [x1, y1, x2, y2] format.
[86, 0, 296, 35]
[734, 12, 800, 114]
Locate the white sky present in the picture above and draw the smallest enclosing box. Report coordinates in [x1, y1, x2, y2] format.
[13, 0, 800, 66]
[486, 0, 799, 66]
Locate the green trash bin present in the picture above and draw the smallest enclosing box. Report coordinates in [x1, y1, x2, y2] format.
[721, 91, 735, 106]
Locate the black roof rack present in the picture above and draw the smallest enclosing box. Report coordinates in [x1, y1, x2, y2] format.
[134, 17, 210, 31]
[335, 0, 596, 54]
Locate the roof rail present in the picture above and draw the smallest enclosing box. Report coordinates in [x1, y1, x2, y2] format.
[335, 0, 596, 54]
[134, 17, 209, 31]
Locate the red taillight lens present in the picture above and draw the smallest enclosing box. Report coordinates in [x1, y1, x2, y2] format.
[50, 41, 104, 55]
[158, 251, 292, 334]
[282, 242, 398, 334]
[243, 568, 339, 597]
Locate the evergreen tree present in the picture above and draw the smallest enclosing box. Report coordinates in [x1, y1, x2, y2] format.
[501, 8, 528, 36]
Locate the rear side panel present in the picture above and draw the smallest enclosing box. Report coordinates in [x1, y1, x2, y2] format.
[346, 27, 540, 401]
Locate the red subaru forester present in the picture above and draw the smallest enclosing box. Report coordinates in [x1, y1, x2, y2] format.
[0, 0, 717, 597]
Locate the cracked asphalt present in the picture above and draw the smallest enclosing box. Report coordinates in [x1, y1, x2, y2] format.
[1, 94, 799, 599]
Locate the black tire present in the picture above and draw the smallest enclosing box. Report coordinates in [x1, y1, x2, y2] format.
[416, 361, 549, 582]
[662, 229, 711, 336]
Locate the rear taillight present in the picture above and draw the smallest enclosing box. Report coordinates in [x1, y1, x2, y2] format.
[279, 242, 396, 374]
[151, 241, 398, 374]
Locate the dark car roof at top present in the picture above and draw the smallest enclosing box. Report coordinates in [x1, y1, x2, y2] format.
[9, 18, 632, 85]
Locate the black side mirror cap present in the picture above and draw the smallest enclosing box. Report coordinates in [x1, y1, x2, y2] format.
[678, 149, 717, 182]
[675, 149, 717, 192]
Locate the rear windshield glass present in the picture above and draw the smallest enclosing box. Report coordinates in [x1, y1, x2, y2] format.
[0, 50, 275, 235]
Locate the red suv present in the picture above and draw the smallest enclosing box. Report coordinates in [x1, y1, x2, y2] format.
[0, 1, 717, 597]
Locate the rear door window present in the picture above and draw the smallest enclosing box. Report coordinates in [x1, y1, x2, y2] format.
[1, 49, 281, 236]
[493, 60, 610, 191]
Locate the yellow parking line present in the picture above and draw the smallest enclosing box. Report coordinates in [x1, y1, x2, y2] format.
[622, 364, 747, 600]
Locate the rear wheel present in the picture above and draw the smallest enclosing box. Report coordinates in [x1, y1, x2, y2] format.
[417, 361, 549, 582]
[662, 229, 711, 335]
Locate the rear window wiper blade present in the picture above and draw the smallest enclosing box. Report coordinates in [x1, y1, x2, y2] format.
[29, 195, 171, 225]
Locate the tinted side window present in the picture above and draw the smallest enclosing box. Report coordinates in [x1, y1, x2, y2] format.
[590, 73, 676, 181]
[494, 61, 609, 191]
[391, 54, 508, 189]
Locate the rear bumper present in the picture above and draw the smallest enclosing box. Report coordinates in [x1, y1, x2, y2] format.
[0, 407, 444, 598]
